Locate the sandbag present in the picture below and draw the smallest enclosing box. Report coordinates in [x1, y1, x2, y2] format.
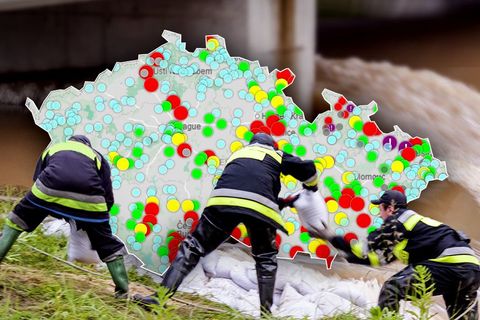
[67, 220, 102, 264]
[292, 189, 328, 238]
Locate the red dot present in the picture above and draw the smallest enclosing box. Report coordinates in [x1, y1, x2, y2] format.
[250, 120, 264, 131]
[277, 68, 295, 84]
[167, 95, 181, 108]
[150, 52, 164, 66]
[139, 65, 154, 79]
[266, 115, 280, 128]
[275, 234, 282, 248]
[351, 197, 365, 212]
[258, 126, 271, 134]
[144, 78, 159, 92]
[231, 227, 241, 239]
[344, 232, 358, 243]
[356, 213, 372, 228]
[271, 122, 286, 136]
[363, 121, 380, 136]
[316, 244, 330, 258]
[145, 202, 159, 215]
[326, 256, 335, 269]
[143, 214, 158, 225]
[392, 185, 405, 194]
[342, 110, 350, 119]
[334, 103, 343, 111]
[184, 211, 199, 222]
[300, 226, 308, 233]
[243, 237, 251, 246]
[410, 137, 423, 145]
[173, 106, 188, 120]
[401, 147, 416, 162]
[145, 222, 153, 236]
[339, 194, 352, 208]
[289, 246, 303, 258]
[167, 231, 183, 239]
[338, 96, 347, 105]
[177, 143, 192, 158]
[341, 188, 355, 198]
[324, 196, 335, 203]
[325, 116, 333, 124]
[189, 220, 199, 233]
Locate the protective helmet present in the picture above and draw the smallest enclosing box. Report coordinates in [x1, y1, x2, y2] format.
[250, 133, 275, 148]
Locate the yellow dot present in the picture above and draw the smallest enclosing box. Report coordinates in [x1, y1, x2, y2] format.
[290, 207, 298, 214]
[391, 160, 404, 173]
[341, 171, 355, 184]
[277, 139, 288, 149]
[207, 38, 219, 51]
[172, 133, 187, 146]
[181, 200, 194, 212]
[108, 151, 119, 162]
[254, 90, 268, 103]
[308, 239, 326, 253]
[284, 175, 298, 186]
[134, 223, 147, 234]
[349, 116, 362, 128]
[207, 155, 220, 167]
[335, 212, 348, 225]
[235, 126, 248, 139]
[326, 200, 339, 213]
[249, 85, 261, 95]
[275, 78, 288, 88]
[238, 224, 248, 238]
[271, 96, 284, 108]
[417, 167, 429, 179]
[316, 157, 327, 169]
[230, 141, 244, 152]
[147, 196, 159, 205]
[285, 222, 295, 235]
[167, 199, 180, 212]
[314, 161, 324, 171]
[116, 158, 130, 171]
[323, 155, 335, 169]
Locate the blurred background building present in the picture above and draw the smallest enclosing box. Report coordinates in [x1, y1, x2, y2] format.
[1, 0, 479, 238]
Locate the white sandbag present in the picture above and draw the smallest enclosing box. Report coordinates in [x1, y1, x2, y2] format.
[292, 189, 329, 237]
[230, 264, 257, 291]
[41, 218, 70, 237]
[67, 220, 102, 264]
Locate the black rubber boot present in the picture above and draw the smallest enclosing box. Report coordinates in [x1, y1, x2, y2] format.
[0, 223, 23, 263]
[253, 251, 278, 315]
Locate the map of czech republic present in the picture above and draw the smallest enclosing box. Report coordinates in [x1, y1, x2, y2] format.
[26, 30, 447, 273]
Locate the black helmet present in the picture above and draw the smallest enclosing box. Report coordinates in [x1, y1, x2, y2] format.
[371, 190, 407, 208]
[69, 135, 92, 147]
[250, 133, 275, 148]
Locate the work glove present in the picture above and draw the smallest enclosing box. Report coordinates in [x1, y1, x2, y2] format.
[302, 183, 318, 193]
[278, 194, 300, 210]
[307, 227, 334, 241]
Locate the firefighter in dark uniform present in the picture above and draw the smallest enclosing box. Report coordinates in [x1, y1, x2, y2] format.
[0, 135, 158, 306]
[160, 133, 318, 315]
[325, 190, 480, 319]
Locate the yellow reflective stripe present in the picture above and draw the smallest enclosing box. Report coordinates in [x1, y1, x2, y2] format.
[207, 196, 286, 230]
[43, 141, 101, 170]
[31, 184, 107, 212]
[5, 218, 24, 232]
[420, 217, 442, 227]
[226, 146, 282, 165]
[368, 252, 381, 266]
[351, 242, 364, 259]
[430, 255, 480, 265]
[393, 239, 410, 264]
[403, 214, 423, 231]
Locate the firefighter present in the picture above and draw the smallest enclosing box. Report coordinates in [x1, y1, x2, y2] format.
[0, 135, 158, 307]
[323, 190, 480, 319]
[159, 133, 318, 315]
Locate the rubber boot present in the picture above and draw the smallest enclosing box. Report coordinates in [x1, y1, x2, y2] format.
[254, 251, 278, 316]
[0, 223, 23, 263]
[106, 256, 159, 308]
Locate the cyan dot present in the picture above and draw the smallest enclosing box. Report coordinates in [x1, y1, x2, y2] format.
[147, 187, 157, 197]
[232, 118, 240, 126]
[85, 124, 94, 133]
[158, 165, 168, 174]
[116, 133, 125, 142]
[124, 138, 132, 147]
[216, 139, 226, 149]
[101, 139, 110, 148]
[167, 185, 176, 194]
[97, 83, 106, 92]
[214, 78, 223, 87]
[346, 158, 356, 167]
[84, 83, 94, 93]
[165, 159, 174, 169]
[112, 180, 121, 190]
[134, 160, 144, 169]
[188, 108, 197, 117]
[131, 187, 141, 197]
[327, 136, 337, 145]
[234, 108, 243, 117]
[94, 123, 103, 132]
[197, 93, 205, 101]
[124, 123, 133, 132]
[125, 77, 135, 87]
[136, 173, 145, 182]
[257, 74, 266, 82]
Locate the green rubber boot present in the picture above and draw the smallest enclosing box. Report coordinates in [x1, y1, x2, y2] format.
[0, 220, 23, 263]
[106, 256, 129, 297]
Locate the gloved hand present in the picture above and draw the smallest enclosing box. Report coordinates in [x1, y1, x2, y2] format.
[278, 194, 300, 210]
[302, 183, 318, 192]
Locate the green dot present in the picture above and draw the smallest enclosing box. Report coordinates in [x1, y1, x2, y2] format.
[276, 105, 287, 116]
[340, 218, 349, 226]
[295, 145, 307, 156]
[157, 245, 169, 256]
[370, 207, 380, 215]
[353, 121, 363, 132]
[202, 126, 214, 137]
[191, 168, 203, 179]
[164, 146, 175, 157]
[373, 176, 384, 188]
[268, 90, 277, 101]
[132, 147, 143, 158]
[372, 103, 378, 113]
[283, 143, 294, 154]
[294, 106, 303, 116]
[244, 131, 254, 142]
[323, 176, 335, 187]
[428, 166, 436, 175]
[162, 101, 172, 112]
[276, 83, 287, 93]
[366, 150, 378, 162]
[216, 118, 227, 130]
[247, 81, 258, 89]
[353, 185, 362, 195]
[298, 124, 308, 136]
[113, 155, 121, 165]
[204, 113, 215, 124]
[192, 199, 201, 211]
[165, 235, 174, 245]
[194, 152, 208, 166]
[131, 209, 142, 220]
[265, 110, 275, 118]
[358, 135, 369, 145]
[128, 158, 135, 169]
[135, 232, 146, 243]
[309, 123, 318, 133]
[379, 163, 390, 174]
[422, 141, 431, 153]
[424, 154, 433, 161]
[135, 202, 144, 211]
[388, 182, 398, 189]
[367, 226, 377, 234]
[126, 219, 136, 230]
[238, 61, 250, 71]
[330, 183, 341, 192]
[199, 50, 209, 62]
[134, 127, 144, 137]
[332, 190, 342, 201]
[300, 232, 310, 244]
[109, 204, 120, 216]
